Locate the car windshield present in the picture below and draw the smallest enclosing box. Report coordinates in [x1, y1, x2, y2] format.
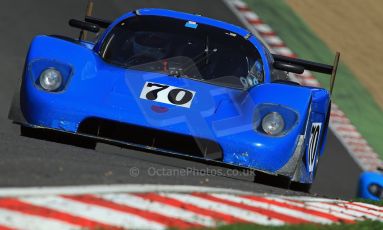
[100, 15, 264, 90]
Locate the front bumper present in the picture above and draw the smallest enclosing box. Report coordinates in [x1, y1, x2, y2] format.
[11, 75, 302, 177]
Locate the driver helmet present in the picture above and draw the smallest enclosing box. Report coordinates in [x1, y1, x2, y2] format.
[132, 32, 170, 60]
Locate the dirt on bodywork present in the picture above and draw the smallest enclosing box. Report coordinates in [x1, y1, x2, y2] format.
[285, 0, 383, 110]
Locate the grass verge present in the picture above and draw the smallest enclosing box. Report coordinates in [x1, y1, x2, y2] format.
[352, 198, 383, 207]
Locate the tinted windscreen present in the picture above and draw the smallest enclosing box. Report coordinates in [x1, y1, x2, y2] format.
[100, 16, 264, 89]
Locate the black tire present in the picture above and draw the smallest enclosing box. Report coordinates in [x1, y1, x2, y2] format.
[290, 181, 311, 193]
[20, 126, 96, 149]
[253, 172, 292, 190]
[20, 126, 38, 137]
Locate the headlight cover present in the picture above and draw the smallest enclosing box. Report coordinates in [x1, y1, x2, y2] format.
[28, 59, 73, 92]
[254, 104, 298, 137]
[39, 68, 63, 91]
[368, 183, 383, 199]
[261, 112, 285, 136]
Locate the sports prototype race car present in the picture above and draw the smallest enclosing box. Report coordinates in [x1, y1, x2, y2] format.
[358, 169, 383, 200]
[9, 8, 340, 189]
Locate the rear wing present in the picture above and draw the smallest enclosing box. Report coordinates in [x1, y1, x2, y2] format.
[68, 1, 112, 39]
[272, 52, 340, 95]
[85, 16, 112, 28]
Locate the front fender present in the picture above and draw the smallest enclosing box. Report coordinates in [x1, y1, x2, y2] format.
[224, 83, 313, 172]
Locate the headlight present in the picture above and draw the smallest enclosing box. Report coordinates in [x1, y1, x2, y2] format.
[39, 68, 63, 91]
[253, 104, 297, 136]
[368, 183, 383, 199]
[261, 112, 285, 136]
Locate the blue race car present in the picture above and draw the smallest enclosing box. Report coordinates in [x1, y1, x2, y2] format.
[358, 169, 383, 200]
[9, 8, 340, 189]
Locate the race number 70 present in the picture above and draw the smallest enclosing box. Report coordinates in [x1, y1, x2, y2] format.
[139, 82, 196, 108]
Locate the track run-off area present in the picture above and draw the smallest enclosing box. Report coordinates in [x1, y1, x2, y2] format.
[0, 185, 381, 229]
[0, 0, 377, 228]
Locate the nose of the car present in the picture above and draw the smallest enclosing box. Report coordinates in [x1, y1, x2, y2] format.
[101, 69, 245, 138]
[110, 69, 237, 112]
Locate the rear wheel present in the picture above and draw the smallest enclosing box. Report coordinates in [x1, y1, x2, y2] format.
[20, 126, 96, 149]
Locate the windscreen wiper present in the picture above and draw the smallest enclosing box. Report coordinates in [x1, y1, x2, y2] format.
[169, 48, 217, 78]
[169, 36, 216, 78]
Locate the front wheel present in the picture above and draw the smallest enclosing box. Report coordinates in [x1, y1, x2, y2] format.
[290, 153, 320, 193]
[20, 126, 96, 149]
[290, 181, 312, 193]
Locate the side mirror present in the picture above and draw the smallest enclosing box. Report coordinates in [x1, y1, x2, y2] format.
[69, 19, 100, 33]
[273, 61, 304, 74]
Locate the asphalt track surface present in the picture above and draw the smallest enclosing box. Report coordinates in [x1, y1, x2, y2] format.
[0, 0, 362, 199]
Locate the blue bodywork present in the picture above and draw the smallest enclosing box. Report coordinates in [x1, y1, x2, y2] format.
[12, 9, 331, 185]
[358, 171, 383, 200]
